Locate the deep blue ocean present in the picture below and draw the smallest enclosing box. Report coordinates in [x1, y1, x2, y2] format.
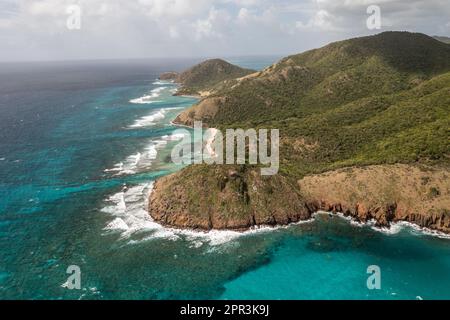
[0, 57, 449, 300]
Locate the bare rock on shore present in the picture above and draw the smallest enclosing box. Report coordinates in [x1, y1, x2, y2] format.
[149, 165, 310, 231]
[149, 164, 450, 234]
[173, 97, 224, 127]
[299, 164, 450, 233]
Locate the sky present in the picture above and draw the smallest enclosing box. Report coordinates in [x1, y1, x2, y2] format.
[0, 0, 449, 62]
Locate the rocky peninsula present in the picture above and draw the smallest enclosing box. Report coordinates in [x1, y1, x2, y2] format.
[149, 32, 450, 234]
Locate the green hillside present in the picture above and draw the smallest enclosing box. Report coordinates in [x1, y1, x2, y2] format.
[277, 71, 450, 177]
[175, 32, 450, 178]
[179, 32, 450, 126]
[174, 58, 255, 95]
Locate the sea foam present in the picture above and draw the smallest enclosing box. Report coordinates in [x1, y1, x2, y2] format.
[128, 109, 167, 128]
[104, 142, 164, 176]
[129, 87, 167, 104]
[152, 80, 173, 86]
[104, 131, 187, 176]
[101, 181, 287, 248]
[317, 212, 450, 240]
[128, 107, 184, 129]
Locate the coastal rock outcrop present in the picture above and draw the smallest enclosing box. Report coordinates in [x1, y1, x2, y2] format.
[149, 165, 311, 231]
[173, 97, 224, 127]
[171, 59, 255, 97]
[299, 164, 450, 233]
[159, 72, 179, 81]
[149, 164, 450, 234]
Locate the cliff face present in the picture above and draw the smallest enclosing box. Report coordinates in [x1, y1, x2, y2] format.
[173, 97, 224, 127]
[149, 164, 450, 233]
[149, 165, 310, 231]
[299, 164, 450, 233]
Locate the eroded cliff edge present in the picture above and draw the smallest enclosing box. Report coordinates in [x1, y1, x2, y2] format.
[149, 165, 310, 231]
[299, 164, 450, 233]
[149, 164, 450, 233]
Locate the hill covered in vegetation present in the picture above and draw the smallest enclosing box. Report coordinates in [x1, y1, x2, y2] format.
[162, 59, 255, 96]
[434, 36, 450, 44]
[176, 32, 450, 126]
[151, 32, 450, 233]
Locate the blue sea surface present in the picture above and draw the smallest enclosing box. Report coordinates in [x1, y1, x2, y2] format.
[0, 57, 449, 300]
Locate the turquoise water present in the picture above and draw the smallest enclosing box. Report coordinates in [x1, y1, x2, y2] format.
[0, 58, 449, 300]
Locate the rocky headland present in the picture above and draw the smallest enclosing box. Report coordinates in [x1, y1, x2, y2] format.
[150, 32, 450, 234]
[149, 164, 450, 234]
[160, 58, 255, 98]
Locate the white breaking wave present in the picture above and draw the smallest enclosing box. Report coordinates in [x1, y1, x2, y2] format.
[101, 182, 292, 248]
[153, 80, 173, 86]
[102, 183, 159, 235]
[104, 133, 186, 176]
[129, 106, 184, 129]
[129, 109, 167, 128]
[129, 87, 167, 104]
[372, 221, 450, 239]
[315, 212, 450, 239]
[104, 141, 165, 176]
[105, 218, 129, 231]
[129, 97, 160, 104]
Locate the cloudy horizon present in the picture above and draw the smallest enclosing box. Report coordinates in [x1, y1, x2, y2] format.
[0, 0, 449, 62]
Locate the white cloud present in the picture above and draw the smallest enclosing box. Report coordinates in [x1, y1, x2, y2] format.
[169, 25, 180, 39]
[138, 0, 213, 19]
[296, 9, 338, 31]
[0, 0, 449, 61]
[193, 7, 232, 40]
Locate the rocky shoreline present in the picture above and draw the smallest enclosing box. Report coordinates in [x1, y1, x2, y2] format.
[305, 201, 450, 235]
[298, 164, 450, 234]
[149, 164, 450, 234]
[149, 165, 310, 231]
